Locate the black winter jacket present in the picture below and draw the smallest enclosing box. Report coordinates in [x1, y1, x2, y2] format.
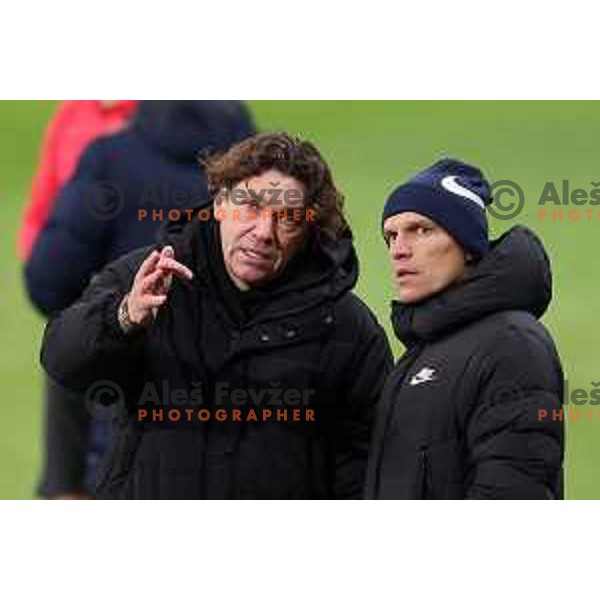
[365, 226, 564, 500]
[41, 213, 393, 499]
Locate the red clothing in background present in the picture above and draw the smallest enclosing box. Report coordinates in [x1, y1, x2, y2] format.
[18, 100, 137, 260]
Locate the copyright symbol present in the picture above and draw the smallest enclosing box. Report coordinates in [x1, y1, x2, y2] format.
[84, 380, 126, 421]
[85, 180, 124, 221]
[487, 180, 525, 221]
[482, 380, 524, 422]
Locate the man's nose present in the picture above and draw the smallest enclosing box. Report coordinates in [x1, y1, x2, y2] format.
[390, 236, 412, 259]
[252, 211, 276, 243]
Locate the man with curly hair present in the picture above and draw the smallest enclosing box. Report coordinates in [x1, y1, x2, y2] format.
[41, 132, 393, 499]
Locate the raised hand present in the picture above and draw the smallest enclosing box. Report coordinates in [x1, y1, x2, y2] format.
[125, 246, 193, 326]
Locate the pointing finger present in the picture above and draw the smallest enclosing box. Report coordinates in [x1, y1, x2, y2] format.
[157, 258, 194, 281]
[136, 250, 161, 280]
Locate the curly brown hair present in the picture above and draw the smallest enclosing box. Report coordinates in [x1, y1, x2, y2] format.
[202, 132, 350, 239]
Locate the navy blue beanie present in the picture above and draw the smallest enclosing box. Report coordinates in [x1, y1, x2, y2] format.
[382, 158, 491, 255]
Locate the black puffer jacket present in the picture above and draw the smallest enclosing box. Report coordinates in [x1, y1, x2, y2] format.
[365, 226, 564, 499]
[41, 211, 393, 499]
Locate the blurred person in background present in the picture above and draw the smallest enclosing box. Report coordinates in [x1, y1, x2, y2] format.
[366, 158, 564, 499]
[20, 100, 138, 499]
[26, 100, 256, 498]
[40, 132, 392, 499]
[18, 100, 138, 261]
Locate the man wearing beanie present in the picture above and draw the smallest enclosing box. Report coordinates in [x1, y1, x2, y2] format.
[365, 158, 564, 499]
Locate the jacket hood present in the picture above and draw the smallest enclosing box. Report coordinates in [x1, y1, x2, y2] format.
[391, 226, 553, 347]
[133, 100, 256, 163]
[158, 205, 359, 320]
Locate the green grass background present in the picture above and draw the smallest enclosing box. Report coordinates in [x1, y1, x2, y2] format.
[1, 101, 598, 499]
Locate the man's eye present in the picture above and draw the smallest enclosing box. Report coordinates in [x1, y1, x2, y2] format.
[416, 226, 432, 236]
[242, 200, 258, 211]
[279, 217, 301, 230]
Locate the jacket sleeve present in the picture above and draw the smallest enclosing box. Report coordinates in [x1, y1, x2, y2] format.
[40, 247, 151, 394]
[330, 297, 394, 499]
[464, 326, 564, 499]
[25, 140, 113, 317]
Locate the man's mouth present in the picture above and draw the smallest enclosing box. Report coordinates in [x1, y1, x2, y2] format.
[395, 267, 418, 279]
[240, 247, 274, 263]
